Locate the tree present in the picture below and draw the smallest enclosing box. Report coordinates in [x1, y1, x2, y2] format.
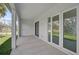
[0, 3, 6, 17]
[0, 21, 4, 37]
[0, 4, 6, 37]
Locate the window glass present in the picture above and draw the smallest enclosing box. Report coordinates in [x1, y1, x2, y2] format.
[52, 15, 59, 45]
[63, 9, 76, 52]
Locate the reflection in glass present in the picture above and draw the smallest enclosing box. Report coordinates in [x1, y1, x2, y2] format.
[63, 9, 76, 52]
[52, 15, 59, 45]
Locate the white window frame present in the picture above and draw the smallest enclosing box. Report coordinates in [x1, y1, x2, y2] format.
[47, 5, 79, 55]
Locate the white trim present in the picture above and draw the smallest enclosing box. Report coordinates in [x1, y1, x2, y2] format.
[34, 4, 79, 55]
[50, 16, 52, 43]
[61, 6, 78, 54]
[11, 10, 16, 49]
[46, 5, 79, 55]
[77, 6, 79, 54]
[59, 12, 63, 47]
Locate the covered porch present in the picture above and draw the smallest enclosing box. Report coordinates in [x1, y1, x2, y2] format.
[9, 3, 79, 55]
[11, 35, 66, 55]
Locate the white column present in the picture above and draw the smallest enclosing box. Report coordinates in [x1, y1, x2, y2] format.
[51, 16, 52, 43]
[59, 13, 63, 47]
[18, 16, 21, 37]
[77, 7, 79, 54]
[11, 10, 16, 49]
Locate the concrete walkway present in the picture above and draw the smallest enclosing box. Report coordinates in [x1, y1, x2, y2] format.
[11, 36, 66, 55]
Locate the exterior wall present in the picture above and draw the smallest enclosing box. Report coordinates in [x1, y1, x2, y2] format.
[21, 19, 34, 36]
[33, 4, 79, 54]
[34, 16, 48, 41]
[19, 4, 79, 54]
[34, 4, 79, 41]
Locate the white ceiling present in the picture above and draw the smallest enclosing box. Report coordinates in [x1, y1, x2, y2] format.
[15, 3, 56, 20]
[15, 3, 79, 20]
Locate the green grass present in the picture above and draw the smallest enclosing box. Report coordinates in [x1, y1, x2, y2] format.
[64, 34, 76, 41]
[0, 36, 10, 45]
[0, 35, 11, 55]
[52, 32, 76, 41]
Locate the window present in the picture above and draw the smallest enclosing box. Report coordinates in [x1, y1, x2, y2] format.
[52, 15, 59, 45]
[63, 9, 76, 52]
[48, 17, 51, 42]
[35, 21, 39, 37]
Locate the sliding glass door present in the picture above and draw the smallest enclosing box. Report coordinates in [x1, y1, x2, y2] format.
[63, 9, 76, 52]
[47, 8, 77, 53]
[52, 15, 59, 45]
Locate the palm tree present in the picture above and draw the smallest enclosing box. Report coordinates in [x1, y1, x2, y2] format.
[0, 3, 6, 17]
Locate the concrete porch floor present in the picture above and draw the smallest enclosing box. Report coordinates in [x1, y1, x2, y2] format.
[11, 36, 66, 55]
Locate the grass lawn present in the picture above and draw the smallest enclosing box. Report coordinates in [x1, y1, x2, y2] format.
[52, 32, 76, 41]
[0, 35, 11, 55]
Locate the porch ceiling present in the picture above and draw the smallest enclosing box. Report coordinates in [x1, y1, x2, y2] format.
[15, 3, 56, 20]
[15, 3, 79, 20]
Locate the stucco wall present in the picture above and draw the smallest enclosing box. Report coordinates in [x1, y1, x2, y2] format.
[33, 4, 79, 54]
[21, 19, 34, 36]
[34, 4, 78, 41]
[20, 3, 79, 54]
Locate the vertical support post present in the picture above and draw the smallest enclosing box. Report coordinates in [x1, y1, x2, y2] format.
[59, 13, 63, 47]
[77, 7, 79, 54]
[51, 16, 52, 43]
[11, 9, 16, 49]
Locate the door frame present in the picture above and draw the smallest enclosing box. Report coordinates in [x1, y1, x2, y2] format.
[35, 21, 39, 37]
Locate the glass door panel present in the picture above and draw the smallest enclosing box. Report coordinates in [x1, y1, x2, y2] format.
[63, 9, 76, 52]
[52, 15, 59, 45]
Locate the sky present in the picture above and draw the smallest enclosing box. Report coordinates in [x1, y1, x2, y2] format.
[0, 8, 19, 26]
[0, 8, 12, 25]
[4, 9, 12, 21]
